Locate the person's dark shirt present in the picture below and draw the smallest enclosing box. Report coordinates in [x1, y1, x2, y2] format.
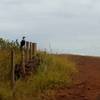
[20, 40, 25, 48]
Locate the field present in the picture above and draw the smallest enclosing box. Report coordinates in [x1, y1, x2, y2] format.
[0, 49, 77, 100]
[56, 54, 100, 100]
[0, 38, 100, 100]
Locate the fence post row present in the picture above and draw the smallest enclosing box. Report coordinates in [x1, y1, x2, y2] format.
[11, 50, 15, 89]
[11, 41, 37, 80]
[25, 41, 29, 62]
[25, 42, 37, 61]
[32, 43, 37, 55]
[21, 47, 25, 75]
[29, 42, 32, 60]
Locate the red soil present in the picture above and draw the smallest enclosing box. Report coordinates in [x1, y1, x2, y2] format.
[55, 55, 100, 100]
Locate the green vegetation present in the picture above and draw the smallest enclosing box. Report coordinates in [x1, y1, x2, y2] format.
[0, 38, 19, 49]
[0, 38, 21, 100]
[0, 38, 77, 100]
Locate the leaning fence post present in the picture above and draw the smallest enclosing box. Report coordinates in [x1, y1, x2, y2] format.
[11, 49, 16, 99]
[25, 41, 29, 62]
[29, 42, 32, 60]
[32, 43, 37, 55]
[21, 48, 25, 75]
[11, 50, 15, 89]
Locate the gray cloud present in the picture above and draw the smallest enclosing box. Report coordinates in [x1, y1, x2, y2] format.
[0, 0, 100, 55]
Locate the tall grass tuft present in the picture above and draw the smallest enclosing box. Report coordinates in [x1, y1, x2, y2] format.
[15, 52, 77, 100]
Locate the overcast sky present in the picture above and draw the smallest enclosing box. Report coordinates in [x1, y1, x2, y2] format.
[0, 0, 100, 56]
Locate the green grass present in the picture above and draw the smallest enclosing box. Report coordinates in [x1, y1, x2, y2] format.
[0, 50, 77, 100]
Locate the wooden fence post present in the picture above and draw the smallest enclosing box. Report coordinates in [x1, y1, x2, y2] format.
[29, 42, 32, 60]
[21, 48, 25, 75]
[32, 43, 37, 55]
[25, 41, 29, 62]
[11, 50, 15, 89]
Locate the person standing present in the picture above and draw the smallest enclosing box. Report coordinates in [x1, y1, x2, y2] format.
[20, 36, 26, 49]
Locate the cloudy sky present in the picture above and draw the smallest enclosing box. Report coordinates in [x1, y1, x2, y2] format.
[0, 0, 100, 56]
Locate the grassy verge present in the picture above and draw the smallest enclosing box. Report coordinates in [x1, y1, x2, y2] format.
[15, 52, 77, 100]
[0, 49, 21, 100]
[0, 51, 77, 100]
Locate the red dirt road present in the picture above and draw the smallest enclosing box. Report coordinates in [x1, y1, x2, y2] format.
[56, 55, 100, 100]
